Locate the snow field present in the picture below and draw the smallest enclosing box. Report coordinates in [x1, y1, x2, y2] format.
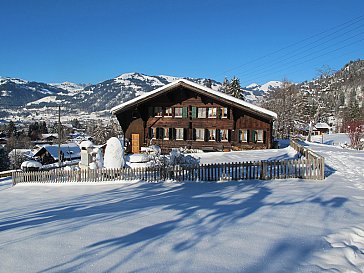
[0, 139, 363, 272]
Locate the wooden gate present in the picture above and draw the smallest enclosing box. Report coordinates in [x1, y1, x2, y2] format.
[131, 134, 140, 154]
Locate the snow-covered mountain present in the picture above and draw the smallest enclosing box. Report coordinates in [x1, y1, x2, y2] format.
[0, 77, 68, 107]
[242, 81, 282, 103]
[1, 59, 362, 126]
[71, 73, 222, 112]
[50, 82, 90, 94]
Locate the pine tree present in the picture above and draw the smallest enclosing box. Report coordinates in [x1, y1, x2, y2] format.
[229, 76, 244, 100]
[0, 147, 10, 171]
[219, 77, 230, 94]
[7, 120, 16, 138]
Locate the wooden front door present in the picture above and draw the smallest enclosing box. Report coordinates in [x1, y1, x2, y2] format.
[131, 134, 140, 154]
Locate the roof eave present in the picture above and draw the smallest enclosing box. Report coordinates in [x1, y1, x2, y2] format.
[110, 79, 277, 120]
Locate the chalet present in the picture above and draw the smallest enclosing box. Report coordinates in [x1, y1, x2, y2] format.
[111, 79, 277, 153]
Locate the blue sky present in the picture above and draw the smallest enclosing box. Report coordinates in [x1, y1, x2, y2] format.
[1, 0, 363, 85]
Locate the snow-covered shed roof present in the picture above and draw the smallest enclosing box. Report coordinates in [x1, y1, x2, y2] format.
[33, 143, 81, 160]
[314, 122, 330, 129]
[111, 79, 277, 119]
[41, 133, 58, 140]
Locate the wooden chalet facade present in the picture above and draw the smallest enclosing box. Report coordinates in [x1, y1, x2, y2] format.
[111, 79, 277, 153]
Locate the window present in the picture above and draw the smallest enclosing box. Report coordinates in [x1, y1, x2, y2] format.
[195, 128, 205, 141]
[219, 129, 229, 142]
[156, 128, 164, 139]
[151, 127, 157, 139]
[174, 107, 182, 118]
[257, 130, 264, 143]
[198, 108, 206, 118]
[208, 129, 216, 141]
[221, 108, 228, 118]
[208, 107, 217, 118]
[239, 129, 248, 143]
[163, 128, 169, 140]
[154, 107, 163, 117]
[165, 107, 173, 117]
[176, 128, 184, 140]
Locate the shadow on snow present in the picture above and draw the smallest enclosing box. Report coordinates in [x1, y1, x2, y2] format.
[0, 181, 348, 272]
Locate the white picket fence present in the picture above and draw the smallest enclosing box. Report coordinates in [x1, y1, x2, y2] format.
[12, 140, 325, 184]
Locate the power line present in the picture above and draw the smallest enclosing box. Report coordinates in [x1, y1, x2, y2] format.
[244, 37, 364, 84]
[236, 23, 364, 78]
[215, 14, 364, 79]
[238, 31, 364, 81]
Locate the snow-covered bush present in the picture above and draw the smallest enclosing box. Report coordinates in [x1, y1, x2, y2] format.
[159, 148, 199, 167]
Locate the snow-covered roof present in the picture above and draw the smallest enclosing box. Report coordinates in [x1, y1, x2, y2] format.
[111, 79, 277, 119]
[21, 160, 42, 169]
[34, 143, 81, 160]
[314, 122, 330, 129]
[41, 133, 58, 139]
[79, 140, 94, 149]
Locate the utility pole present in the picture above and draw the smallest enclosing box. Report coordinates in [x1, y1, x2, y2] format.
[58, 105, 61, 167]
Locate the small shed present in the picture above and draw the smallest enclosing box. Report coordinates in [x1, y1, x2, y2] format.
[313, 123, 330, 135]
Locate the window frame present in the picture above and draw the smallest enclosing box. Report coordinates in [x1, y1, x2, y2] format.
[176, 128, 184, 140]
[220, 129, 229, 142]
[239, 129, 248, 143]
[151, 127, 157, 139]
[197, 107, 206, 118]
[221, 107, 228, 119]
[163, 128, 169, 140]
[208, 128, 216, 141]
[195, 128, 205, 141]
[165, 107, 173, 117]
[154, 107, 163, 117]
[208, 107, 217, 118]
[174, 107, 183, 118]
[257, 130, 264, 143]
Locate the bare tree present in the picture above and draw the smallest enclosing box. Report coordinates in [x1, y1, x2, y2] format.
[262, 80, 300, 138]
[346, 121, 364, 150]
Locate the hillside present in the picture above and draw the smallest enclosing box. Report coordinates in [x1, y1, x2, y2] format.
[261, 60, 364, 135]
[0, 59, 363, 129]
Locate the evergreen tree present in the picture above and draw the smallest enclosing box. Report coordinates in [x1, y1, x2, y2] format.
[7, 120, 16, 138]
[40, 121, 48, 134]
[229, 76, 244, 99]
[0, 147, 10, 171]
[219, 77, 230, 94]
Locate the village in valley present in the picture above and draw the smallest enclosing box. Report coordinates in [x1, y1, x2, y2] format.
[1, 1, 364, 273]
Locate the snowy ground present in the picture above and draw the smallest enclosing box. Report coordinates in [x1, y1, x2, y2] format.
[195, 146, 299, 164]
[0, 140, 364, 272]
[310, 133, 350, 147]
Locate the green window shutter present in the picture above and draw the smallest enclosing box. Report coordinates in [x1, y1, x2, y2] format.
[217, 129, 221, 142]
[247, 130, 250, 143]
[182, 107, 188, 118]
[252, 130, 256, 143]
[204, 129, 208, 142]
[191, 107, 197, 119]
[218, 108, 222, 119]
[169, 128, 174, 140]
[192, 128, 196, 140]
[263, 131, 267, 144]
[184, 128, 188, 141]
